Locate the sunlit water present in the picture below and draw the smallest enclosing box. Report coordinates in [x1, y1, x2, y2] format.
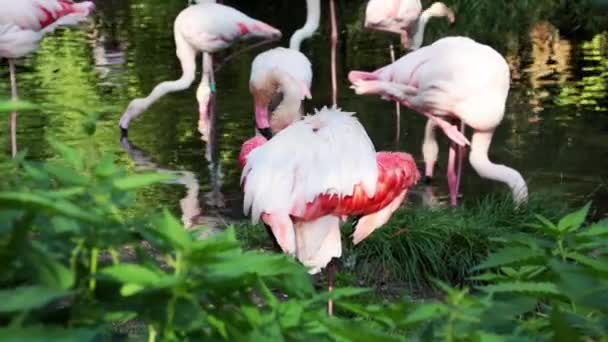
[1, 1, 607, 229]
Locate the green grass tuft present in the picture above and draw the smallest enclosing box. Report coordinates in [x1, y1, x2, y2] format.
[235, 192, 571, 297]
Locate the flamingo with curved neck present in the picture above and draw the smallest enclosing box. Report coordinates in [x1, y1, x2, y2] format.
[349, 37, 529, 206]
[118, 3, 281, 135]
[249, 0, 320, 139]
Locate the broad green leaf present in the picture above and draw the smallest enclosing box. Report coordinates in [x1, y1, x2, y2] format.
[550, 306, 583, 342]
[474, 247, 545, 270]
[102, 311, 138, 323]
[112, 173, 174, 191]
[403, 303, 448, 324]
[47, 138, 83, 170]
[50, 217, 81, 234]
[534, 214, 558, 232]
[0, 327, 97, 342]
[567, 252, 608, 273]
[0, 192, 100, 224]
[479, 281, 561, 295]
[306, 287, 370, 307]
[207, 315, 228, 339]
[26, 243, 75, 290]
[0, 100, 37, 112]
[153, 209, 191, 250]
[578, 219, 608, 237]
[469, 273, 506, 282]
[473, 332, 510, 342]
[0, 286, 69, 313]
[44, 163, 88, 186]
[120, 284, 145, 297]
[94, 154, 117, 178]
[557, 202, 591, 233]
[322, 317, 404, 342]
[101, 264, 163, 285]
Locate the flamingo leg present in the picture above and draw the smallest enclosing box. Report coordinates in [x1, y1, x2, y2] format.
[389, 44, 400, 145]
[447, 141, 458, 207]
[198, 53, 214, 141]
[329, 0, 338, 106]
[422, 119, 439, 184]
[9, 59, 17, 158]
[454, 120, 466, 199]
[327, 259, 335, 316]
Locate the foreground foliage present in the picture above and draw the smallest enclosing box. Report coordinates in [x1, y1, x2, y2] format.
[1, 101, 607, 341]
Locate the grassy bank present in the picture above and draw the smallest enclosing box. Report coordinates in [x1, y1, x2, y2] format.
[236, 192, 571, 297]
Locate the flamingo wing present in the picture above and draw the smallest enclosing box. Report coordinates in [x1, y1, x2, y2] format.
[0, 0, 94, 32]
[0, 24, 42, 58]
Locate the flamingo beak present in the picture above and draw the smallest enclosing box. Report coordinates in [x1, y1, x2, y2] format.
[255, 97, 272, 139]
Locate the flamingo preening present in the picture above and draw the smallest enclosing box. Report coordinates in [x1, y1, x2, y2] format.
[118, 3, 282, 135]
[349, 36, 528, 206]
[0, 0, 95, 156]
[249, 0, 319, 138]
[364, 0, 455, 50]
[239, 107, 420, 314]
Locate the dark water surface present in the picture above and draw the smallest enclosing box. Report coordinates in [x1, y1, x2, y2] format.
[1, 1, 607, 227]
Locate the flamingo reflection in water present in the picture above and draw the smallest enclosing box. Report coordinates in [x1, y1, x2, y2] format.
[120, 96, 226, 236]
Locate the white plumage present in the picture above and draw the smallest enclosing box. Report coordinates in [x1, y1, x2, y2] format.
[0, 0, 94, 32]
[241, 107, 378, 223]
[0, 24, 42, 59]
[250, 47, 313, 98]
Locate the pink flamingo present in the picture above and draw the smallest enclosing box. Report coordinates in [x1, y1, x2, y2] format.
[239, 107, 420, 314]
[249, 0, 320, 138]
[118, 2, 281, 135]
[364, 0, 455, 50]
[0, 0, 94, 156]
[349, 36, 528, 206]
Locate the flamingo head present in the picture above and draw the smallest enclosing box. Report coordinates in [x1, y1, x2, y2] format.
[119, 98, 148, 132]
[243, 22, 282, 41]
[426, 2, 455, 24]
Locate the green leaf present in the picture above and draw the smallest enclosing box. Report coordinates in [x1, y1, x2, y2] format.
[0, 286, 69, 313]
[403, 303, 448, 324]
[0, 327, 97, 342]
[474, 247, 545, 270]
[0, 100, 37, 112]
[44, 162, 88, 186]
[94, 154, 117, 178]
[469, 273, 506, 282]
[479, 281, 561, 295]
[112, 173, 174, 191]
[322, 317, 404, 342]
[306, 287, 370, 307]
[277, 300, 303, 328]
[557, 202, 591, 233]
[26, 243, 75, 290]
[0, 192, 100, 224]
[534, 214, 559, 232]
[153, 209, 191, 250]
[567, 252, 608, 273]
[120, 284, 145, 297]
[578, 219, 608, 237]
[101, 264, 163, 285]
[47, 138, 83, 170]
[550, 306, 583, 342]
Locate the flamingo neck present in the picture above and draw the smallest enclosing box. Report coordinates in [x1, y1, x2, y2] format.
[119, 34, 197, 129]
[271, 73, 306, 131]
[469, 131, 528, 205]
[410, 11, 431, 50]
[289, 0, 321, 50]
